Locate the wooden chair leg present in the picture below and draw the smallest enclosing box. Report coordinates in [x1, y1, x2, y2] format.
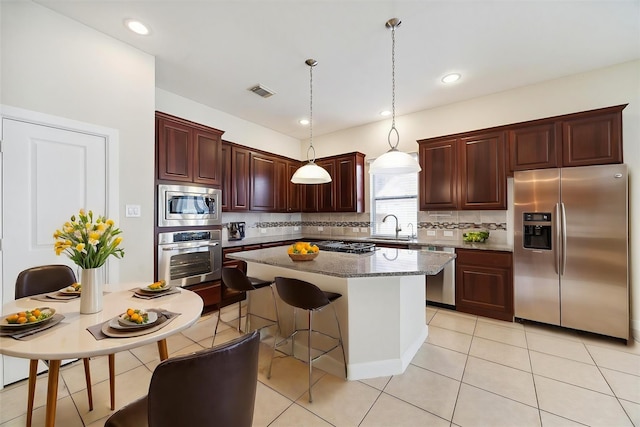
[82, 358, 93, 411]
[108, 354, 116, 410]
[26, 359, 38, 427]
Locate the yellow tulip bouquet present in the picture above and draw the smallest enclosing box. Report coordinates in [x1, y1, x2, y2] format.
[53, 209, 125, 269]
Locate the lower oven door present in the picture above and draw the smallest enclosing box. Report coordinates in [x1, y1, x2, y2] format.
[157, 241, 222, 287]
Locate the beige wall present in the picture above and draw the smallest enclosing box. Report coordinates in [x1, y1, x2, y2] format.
[1, 2, 156, 283]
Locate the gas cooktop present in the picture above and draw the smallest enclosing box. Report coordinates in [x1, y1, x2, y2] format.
[314, 240, 377, 254]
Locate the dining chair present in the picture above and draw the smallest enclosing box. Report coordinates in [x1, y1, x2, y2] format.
[213, 264, 279, 346]
[15, 264, 117, 423]
[105, 330, 260, 427]
[269, 276, 347, 403]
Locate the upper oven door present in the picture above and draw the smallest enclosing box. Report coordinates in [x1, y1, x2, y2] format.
[158, 184, 221, 227]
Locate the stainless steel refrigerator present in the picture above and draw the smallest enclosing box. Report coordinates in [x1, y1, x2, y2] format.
[514, 164, 629, 340]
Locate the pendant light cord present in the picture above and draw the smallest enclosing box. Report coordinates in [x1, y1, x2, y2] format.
[309, 61, 315, 161]
[388, 21, 400, 150]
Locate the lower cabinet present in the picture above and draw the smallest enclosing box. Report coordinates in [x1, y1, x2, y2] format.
[455, 249, 513, 321]
[185, 281, 221, 313]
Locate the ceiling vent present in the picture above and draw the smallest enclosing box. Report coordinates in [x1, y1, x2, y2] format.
[248, 84, 275, 98]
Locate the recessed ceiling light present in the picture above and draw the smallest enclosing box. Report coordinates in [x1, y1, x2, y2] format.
[299, 119, 309, 125]
[125, 19, 150, 35]
[441, 73, 461, 84]
[380, 110, 392, 117]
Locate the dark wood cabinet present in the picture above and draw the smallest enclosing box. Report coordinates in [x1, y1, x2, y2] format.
[249, 152, 277, 211]
[459, 131, 506, 210]
[317, 158, 336, 212]
[231, 146, 250, 211]
[287, 162, 302, 212]
[418, 133, 506, 210]
[508, 122, 560, 172]
[561, 106, 623, 167]
[301, 152, 365, 213]
[156, 112, 223, 186]
[336, 152, 365, 212]
[455, 249, 513, 321]
[507, 104, 625, 172]
[419, 138, 459, 210]
[220, 143, 231, 210]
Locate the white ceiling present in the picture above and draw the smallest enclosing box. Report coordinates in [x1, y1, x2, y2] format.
[34, 0, 640, 140]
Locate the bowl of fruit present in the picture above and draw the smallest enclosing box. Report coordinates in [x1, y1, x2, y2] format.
[287, 242, 320, 261]
[462, 230, 490, 243]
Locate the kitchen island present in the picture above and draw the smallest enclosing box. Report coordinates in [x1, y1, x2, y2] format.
[228, 245, 455, 380]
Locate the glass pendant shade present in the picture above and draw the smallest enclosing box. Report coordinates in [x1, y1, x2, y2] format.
[369, 148, 421, 174]
[291, 161, 332, 184]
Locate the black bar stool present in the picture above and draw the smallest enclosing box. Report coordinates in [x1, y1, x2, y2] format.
[213, 266, 279, 347]
[269, 276, 347, 403]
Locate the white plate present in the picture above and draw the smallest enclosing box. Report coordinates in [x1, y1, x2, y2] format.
[117, 311, 158, 328]
[1, 308, 56, 328]
[59, 286, 81, 295]
[140, 284, 171, 293]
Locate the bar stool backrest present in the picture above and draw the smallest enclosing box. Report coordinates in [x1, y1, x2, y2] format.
[16, 264, 76, 299]
[222, 267, 255, 292]
[274, 276, 330, 311]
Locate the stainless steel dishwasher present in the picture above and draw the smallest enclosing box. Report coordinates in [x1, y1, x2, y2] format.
[424, 246, 456, 307]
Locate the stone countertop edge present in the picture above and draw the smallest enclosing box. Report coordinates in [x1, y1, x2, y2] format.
[227, 246, 456, 278]
[223, 233, 513, 252]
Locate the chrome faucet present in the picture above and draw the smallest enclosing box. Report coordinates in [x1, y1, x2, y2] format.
[382, 214, 402, 240]
[407, 223, 415, 239]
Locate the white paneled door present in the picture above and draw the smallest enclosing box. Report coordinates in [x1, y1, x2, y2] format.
[1, 113, 110, 386]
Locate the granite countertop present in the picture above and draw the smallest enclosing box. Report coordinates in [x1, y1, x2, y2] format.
[223, 233, 513, 252]
[226, 245, 456, 278]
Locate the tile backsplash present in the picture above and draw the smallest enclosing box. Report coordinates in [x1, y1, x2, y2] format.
[222, 210, 508, 244]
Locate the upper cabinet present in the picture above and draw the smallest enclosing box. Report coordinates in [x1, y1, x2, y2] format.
[508, 122, 561, 172]
[418, 132, 506, 210]
[508, 104, 625, 173]
[459, 131, 506, 210]
[249, 152, 277, 211]
[222, 141, 304, 213]
[301, 152, 365, 213]
[419, 138, 458, 210]
[156, 112, 224, 186]
[561, 105, 624, 167]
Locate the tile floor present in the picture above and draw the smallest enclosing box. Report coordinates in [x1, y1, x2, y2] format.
[1, 305, 639, 427]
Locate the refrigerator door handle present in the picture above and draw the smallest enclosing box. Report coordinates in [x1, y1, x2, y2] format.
[554, 203, 561, 275]
[560, 202, 567, 276]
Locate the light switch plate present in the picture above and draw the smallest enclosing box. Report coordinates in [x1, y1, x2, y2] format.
[444, 230, 454, 237]
[318, 226, 324, 231]
[260, 228, 267, 234]
[125, 204, 141, 218]
[360, 227, 368, 233]
[293, 226, 300, 231]
[352, 227, 359, 233]
[427, 230, 436, 236]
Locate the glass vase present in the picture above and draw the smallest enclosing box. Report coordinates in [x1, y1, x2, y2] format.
[80, 267, 104, 314]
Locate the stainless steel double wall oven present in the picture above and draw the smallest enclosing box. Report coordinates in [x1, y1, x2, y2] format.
[156, 184, 222, 287]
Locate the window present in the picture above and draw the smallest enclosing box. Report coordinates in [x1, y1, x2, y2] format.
[370, 153, 418, 238]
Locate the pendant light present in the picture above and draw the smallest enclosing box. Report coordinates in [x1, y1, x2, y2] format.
[291, 59, 332, 184]
[369, 18, 422, 175]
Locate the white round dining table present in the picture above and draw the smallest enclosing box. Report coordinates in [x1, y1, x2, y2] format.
[0, 282, 204, 427]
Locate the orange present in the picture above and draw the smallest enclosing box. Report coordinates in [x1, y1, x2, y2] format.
[32, 309, 41, 317]
[17, 316, 27, 324]
[127, 308, 135, 316]
[28, 316, 37, 323]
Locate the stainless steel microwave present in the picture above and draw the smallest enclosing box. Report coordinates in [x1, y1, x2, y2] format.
[158, 184, 222, 227]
